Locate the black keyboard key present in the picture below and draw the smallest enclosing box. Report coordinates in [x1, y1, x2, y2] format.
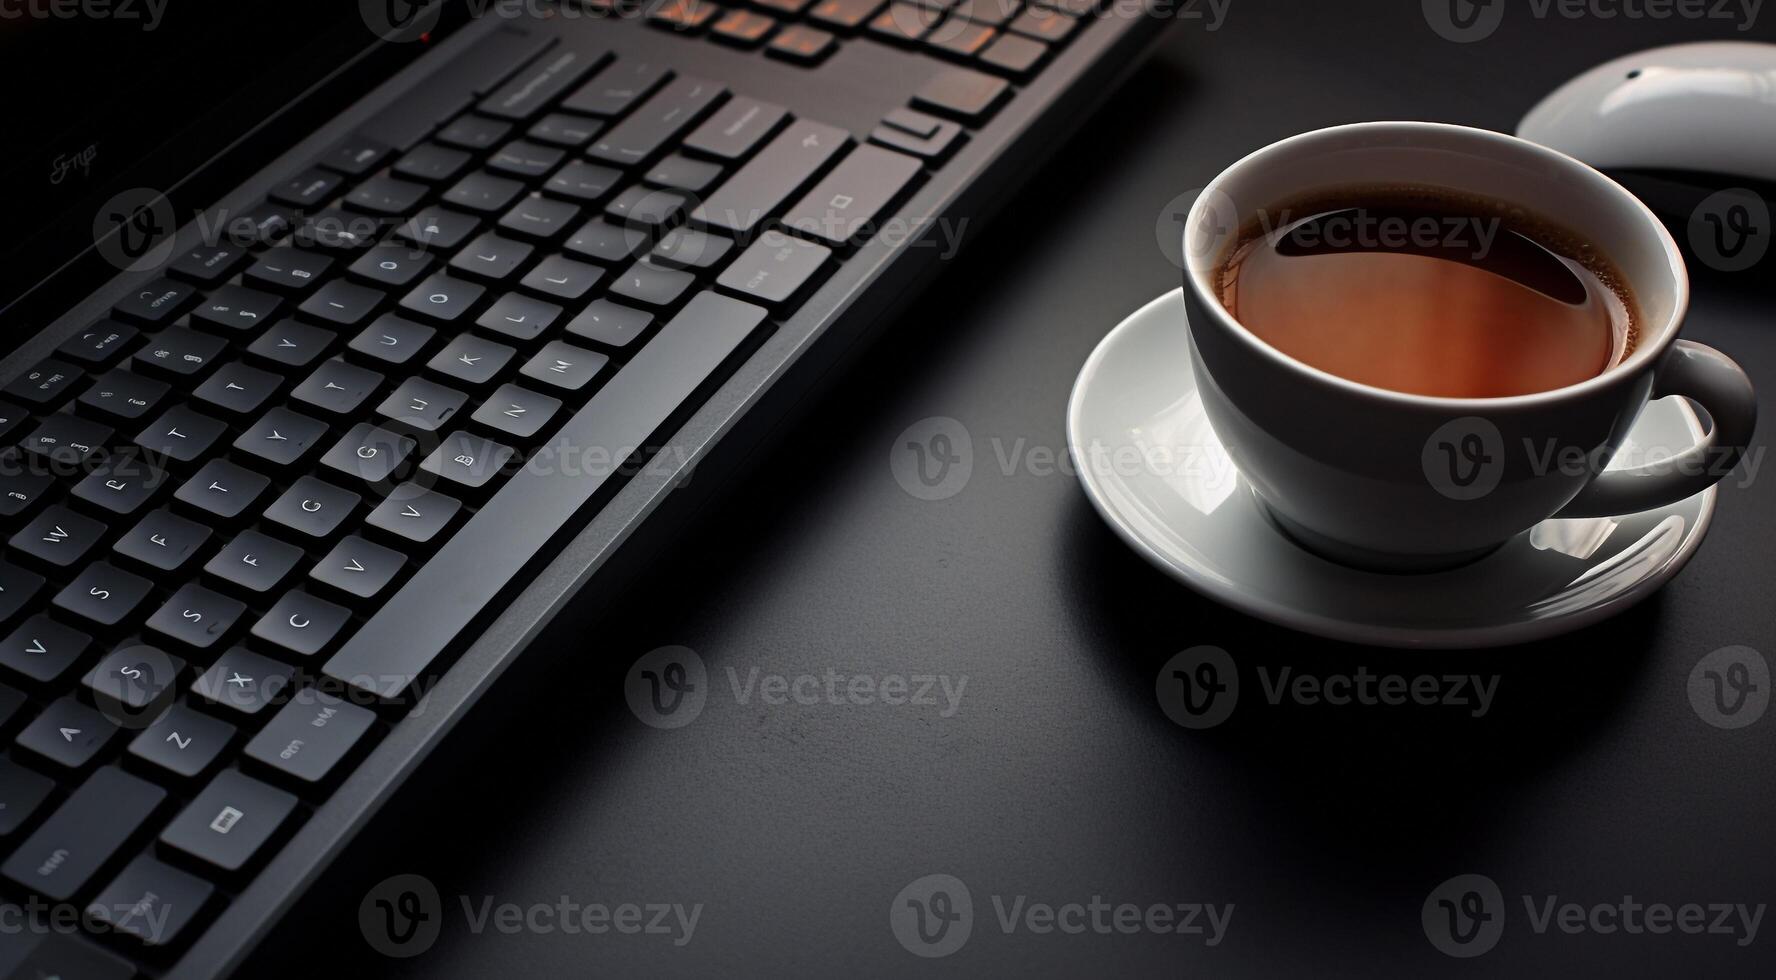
[0, 457, 54, 524]
[292, 359, 384, 417]
[869, 106, 963, 161]
[544, 160, 624, 204]
[768, 25, 838, 63]
[310, 535, 406, 600]
[449, 233, 534, 283]
[377, 377, 469, 432]
[246, 690, 377, 785]
[346, 174, 429, 216]
[297, 278, 385, 327]
[175, 458, 271, 521]
[349, 313, 436, 366]
[419, 432, 515, 491]
[685, 95, 788, 160]
[133, 326, 227, 379]
[264, 476, 360, 539]
[487, 139, 566, 180]
[646, 154, 725, 193]
[325, 292, 766, 699]
[15, 698, 118, 771]
[0, 400, 28, 443]
[810, 0, 885, 29]
[0, 757, 53, 837]
[245, 318, 334, 369]
[783, 144, 923, 246]
[220, 201, 296, 248]
[3, 934, 136, 980]
[397, 208, 482, 251]
[366, 484, 462, 545]
[11, 506, 107, 570]
[393, 141, 474, 183]
[400, 273, 486, 323]
[2, 765, 162, 900]
[590, 76, 728, 167]
[204, 529, 306, 595]
[927, 17, 997, 57]
[566, 218, 651, 264]
[0, 682, 21, 731]
[293, 208, 386, 252]
[193, 360, 283, 417]
[565, 298, 654, 349]
[498, 196, 581, 241]
[348, 242, 437, 289]
[83, 643, 186, 720]
[562, 60, 671, 117]
[711, 8, 780, 46]
[479, 46, 605, 120]
[651, 226, 735, 271]
[245, 246, 335, 293]
[192, 284, 285, 335]
[477, 292, 563, 342]
[127, 704, 234, 780]
[472, 383, 561, 440]
[112, 509, 211, 573]
[77, 368, 169, 423]
[521, 254, 605, 301]
[20, 414, 111, 469]
[324, 135, 394, 176]
[58, 319, 140, 366]
[428, 334, 516, 387]
[605, 185, 688, 230]
[159, 769, 295, 874]
[252, 590, 353, 657]
[71, 453, 167, 517]
[717, 229, 833, 306]
[0, 614, 92, 685]
[0, 561, 44, 626]
[520, 341, 608, 392]
[914, 64, 1010, 120]
[87, 853, 214, 947]
[610, 259, 696, 307]
[692, 119, 848, 234]
[234, 407, 330, 468]
[134, 404, 228, 464]
[980, 32, 1047, 74]
[113, 278, 197, 326]
[145, 583, 245, 651]
[529, 112, 602, 148]
[192, 646, 295, 717]
[321, 423, 416, 485]
[168, 241, 251, 285]
[443, 171, 526, 214]
[4, 359, 85, 406]
[270, 167, 345, 209]
[53, 563, 153, 629]
[437, 113, 513, 151]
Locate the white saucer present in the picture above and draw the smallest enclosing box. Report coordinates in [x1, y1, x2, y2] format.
[1066, 290, 1717, 649]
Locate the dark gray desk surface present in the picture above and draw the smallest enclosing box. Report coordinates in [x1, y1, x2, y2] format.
[249, 6, 1776, 978]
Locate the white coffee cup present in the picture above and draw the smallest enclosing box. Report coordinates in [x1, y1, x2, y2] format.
[1181, 121, 1757, 571]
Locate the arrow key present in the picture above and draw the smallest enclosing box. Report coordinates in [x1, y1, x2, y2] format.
[471, 382, 561, 441]
[14, 696, 118, 769]
[365, 483, 463, 546]
[310, 534, 406, 601]
[0, 614, 92, 685]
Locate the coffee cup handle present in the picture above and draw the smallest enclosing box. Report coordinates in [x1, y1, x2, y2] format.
[1555, 340, 1758, 519]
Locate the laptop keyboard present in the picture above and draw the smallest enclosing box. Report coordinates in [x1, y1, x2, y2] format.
[0, 2, 1098, 971]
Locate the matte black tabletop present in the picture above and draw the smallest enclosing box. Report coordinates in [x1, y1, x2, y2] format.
[249, 5, 1776, 977]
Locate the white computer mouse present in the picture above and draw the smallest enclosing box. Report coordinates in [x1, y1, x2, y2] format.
[1518, 41, 1776, 183]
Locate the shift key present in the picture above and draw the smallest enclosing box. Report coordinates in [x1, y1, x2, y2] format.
[691, 120, 849, 235]
[2, 766, 164, 901]
[782, 145, 923, 246]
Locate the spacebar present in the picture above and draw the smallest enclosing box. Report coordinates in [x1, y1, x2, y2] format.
[323, 292, 768, 699]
